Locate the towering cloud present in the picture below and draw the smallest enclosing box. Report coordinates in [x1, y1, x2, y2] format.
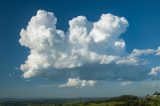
[19, 10, 160, 87]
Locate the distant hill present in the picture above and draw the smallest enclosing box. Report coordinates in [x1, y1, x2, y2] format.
[1, 92, 160, 106]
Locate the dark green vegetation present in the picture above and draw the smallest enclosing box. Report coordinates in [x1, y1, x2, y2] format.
[1, 92, 160, 106]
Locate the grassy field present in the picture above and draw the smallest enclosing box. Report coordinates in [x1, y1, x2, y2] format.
[85, 96, 160, 106]
[86, 102, 125, 106]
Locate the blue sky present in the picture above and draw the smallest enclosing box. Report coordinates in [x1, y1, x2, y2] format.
[1, 0, 160, 98]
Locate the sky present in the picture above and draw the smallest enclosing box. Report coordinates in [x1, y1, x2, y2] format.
[1, 0, 160, 98]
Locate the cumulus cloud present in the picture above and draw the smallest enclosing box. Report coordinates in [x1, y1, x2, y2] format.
[130, 47, 160, 57]
[19, 10, 130, 78]
[19, 10, 160, 87]
[149, 66, 160, 76]
[59, 77, 97, 88]
[121, 81, 132, 86]
[130, 49, 156, 57]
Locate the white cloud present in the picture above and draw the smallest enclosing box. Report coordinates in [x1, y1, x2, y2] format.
[149, 66, 160, 76]
[130, 47, 160, 57]
[59, 77, 97, 88]
[130, 49, 156, 57]
[19, 10, 130, 79]
[121, 81, 132, 86]
[19, 10, 160, 85]
[116, 56, 139, 65]
[114, 40, 125, 49]
[89, 14, 128, 44]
